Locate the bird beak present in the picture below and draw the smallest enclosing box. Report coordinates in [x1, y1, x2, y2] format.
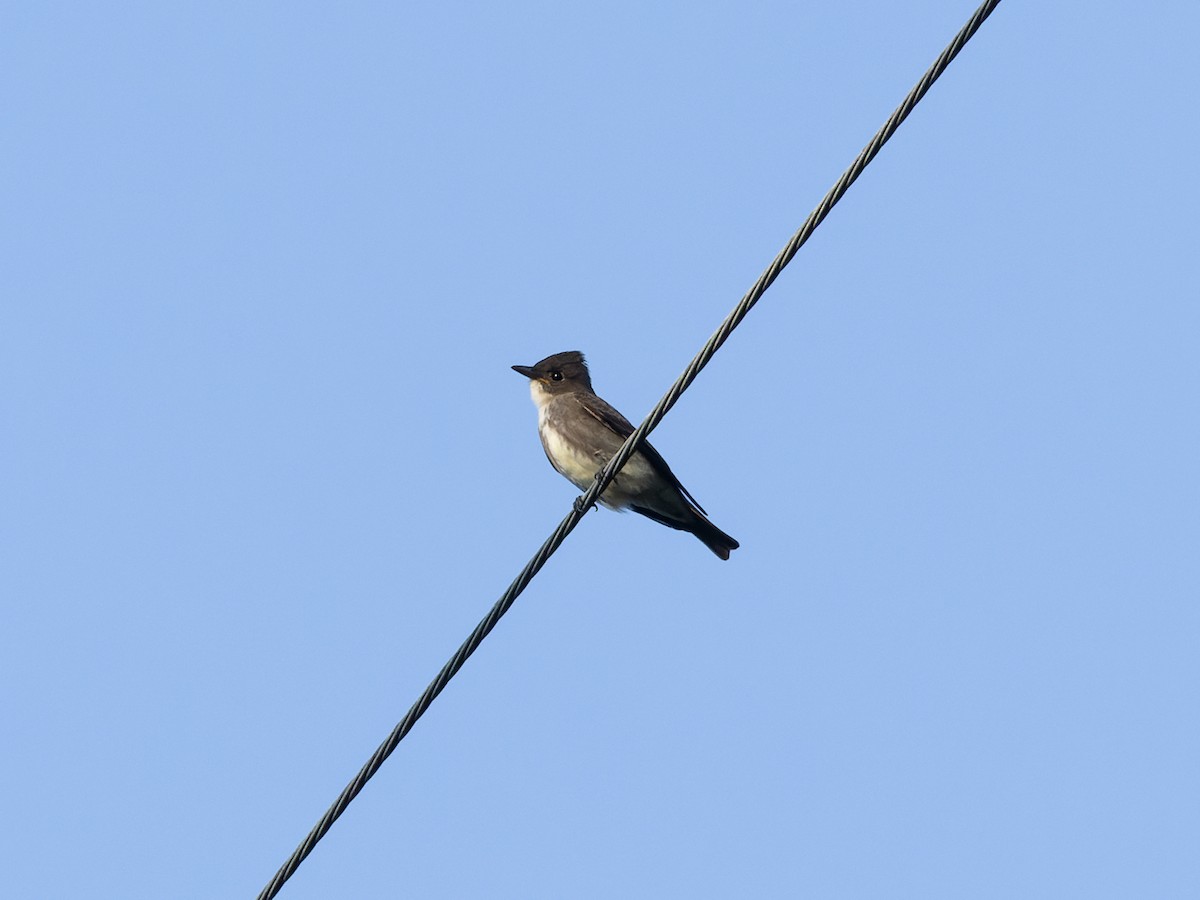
[511, 364, 538, 379]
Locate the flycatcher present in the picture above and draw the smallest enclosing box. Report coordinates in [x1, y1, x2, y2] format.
[512, 351, 739, 560]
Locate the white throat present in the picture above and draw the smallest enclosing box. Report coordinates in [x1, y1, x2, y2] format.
[529, 380, 553, 418]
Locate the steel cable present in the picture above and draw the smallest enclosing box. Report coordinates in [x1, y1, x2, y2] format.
[258, 1, 1002, 895]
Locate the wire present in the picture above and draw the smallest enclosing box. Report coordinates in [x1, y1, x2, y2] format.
[257, 1, 1003, 895]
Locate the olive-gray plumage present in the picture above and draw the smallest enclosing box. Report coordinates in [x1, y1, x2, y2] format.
[512, 351, 739, 560]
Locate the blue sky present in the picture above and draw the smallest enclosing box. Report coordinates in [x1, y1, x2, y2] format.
[3, 2, 1198, 897]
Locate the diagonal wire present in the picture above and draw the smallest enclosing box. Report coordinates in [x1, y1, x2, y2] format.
[257, 1, 1002, 896]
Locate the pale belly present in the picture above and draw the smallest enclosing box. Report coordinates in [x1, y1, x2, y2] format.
[538, 419, 659, 511]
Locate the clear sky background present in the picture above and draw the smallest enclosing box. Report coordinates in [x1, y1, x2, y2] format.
[3, 2, 1197, 898]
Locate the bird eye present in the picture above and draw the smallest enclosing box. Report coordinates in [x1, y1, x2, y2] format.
[550, 371, 563, 381]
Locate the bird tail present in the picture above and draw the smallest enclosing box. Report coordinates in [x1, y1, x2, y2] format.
[688, 510, 739, 560]
[631, 504, 739, 560]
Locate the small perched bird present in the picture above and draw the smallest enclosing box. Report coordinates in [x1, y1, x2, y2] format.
[512, 351, 739, 560]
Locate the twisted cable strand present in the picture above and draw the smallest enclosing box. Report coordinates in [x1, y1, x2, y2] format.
[258, 2, 1001, 895]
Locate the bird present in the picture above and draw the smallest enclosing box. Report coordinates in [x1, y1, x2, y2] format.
[511, 351, 739, 559]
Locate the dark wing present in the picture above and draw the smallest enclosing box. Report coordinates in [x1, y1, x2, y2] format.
[577, 393, 707, 515]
